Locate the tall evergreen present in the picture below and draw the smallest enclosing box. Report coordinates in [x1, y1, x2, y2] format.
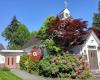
[2, 16, 30, 49]
[92, 1, 100, 29]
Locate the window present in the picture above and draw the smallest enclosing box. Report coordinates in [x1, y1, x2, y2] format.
[91, 52, 93, 57]
[12, 57, 13, 65]
[88, 46, 96, 49]
[65, 13, 68, 17]
[91, 40, 94, 43]
[90, 52, 95, 57]
[8, 57, 9, 65]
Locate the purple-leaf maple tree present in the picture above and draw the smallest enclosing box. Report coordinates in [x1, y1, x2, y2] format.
[47, 17, 88, 51]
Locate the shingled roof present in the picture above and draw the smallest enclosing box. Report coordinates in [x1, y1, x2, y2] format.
[0, 44, 5, 50]
[73, 28, 100, 46]
[22, 36, 42, 49]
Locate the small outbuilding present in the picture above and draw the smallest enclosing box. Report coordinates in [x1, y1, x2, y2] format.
[71, 29, 100, 74]
[0, 44, 24, 68]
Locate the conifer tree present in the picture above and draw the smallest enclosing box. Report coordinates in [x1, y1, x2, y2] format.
[2, 16, 30, 49]
[92, 1, 100, 29]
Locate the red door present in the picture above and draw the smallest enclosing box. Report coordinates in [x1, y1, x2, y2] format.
[5, 56, 16, 68]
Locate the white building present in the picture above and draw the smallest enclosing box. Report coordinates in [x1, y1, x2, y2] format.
[71, 30, 100, 74]
[0, 44, 24, 68]
[0, 1, 100, 73]
[58, 2, 100, 74]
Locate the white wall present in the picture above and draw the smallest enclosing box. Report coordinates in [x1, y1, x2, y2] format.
[0, 54, 5, 64]
[16, 56, 20, 63]
[82, 33, 98, 54]
[97, 49, 100, 71]
[81, 33, 100, 71]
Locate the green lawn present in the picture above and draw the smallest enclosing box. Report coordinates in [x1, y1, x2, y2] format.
[0, 71, 22, 80]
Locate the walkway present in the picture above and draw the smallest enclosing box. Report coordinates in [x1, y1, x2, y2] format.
[11, 69, 100, 80]
[11, 69, 46, 80]
[94, 74, 100, 80]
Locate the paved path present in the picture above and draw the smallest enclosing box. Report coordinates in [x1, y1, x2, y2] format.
[11, 69, 100, 80]
[11, 69, 46, 80]
[94, 74, 100, 80]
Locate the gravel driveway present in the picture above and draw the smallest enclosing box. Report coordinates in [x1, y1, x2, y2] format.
[11, 69, 46, 80]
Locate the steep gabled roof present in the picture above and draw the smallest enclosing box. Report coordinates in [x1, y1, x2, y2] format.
[73, 28, 100, 48]
[90, 30, 100, 44]
[58, 1, 70, 20]
[71, 29, 100, 54]
[81, 30, 100, 49]
[58, 8, 70, 20]
[81, 28, 100, 44]
[0, 44, 5, 50]
[89, 28, 100, 39]
[22, 36, 41, 49]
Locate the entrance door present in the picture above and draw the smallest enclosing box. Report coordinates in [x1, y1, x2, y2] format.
[88, 50, 99, 70]
[5, 56, 16, 68]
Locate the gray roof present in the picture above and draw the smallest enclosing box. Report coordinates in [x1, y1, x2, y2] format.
[76, 30, 100, 46]
[22, 36, 42, 49]
[0, 44, 5, 50]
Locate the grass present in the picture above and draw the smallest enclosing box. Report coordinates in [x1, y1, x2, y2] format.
[0, 71, 22, 80]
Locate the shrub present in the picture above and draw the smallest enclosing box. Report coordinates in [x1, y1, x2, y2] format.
[38, 54, 92, 79]
[19, 53, 29, 70]
[24, 58, 38, 73]
[20, 53, 92, 79]
[19, 54, 39, 73]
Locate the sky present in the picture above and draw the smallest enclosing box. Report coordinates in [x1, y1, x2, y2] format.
[0, 0, 99, 48]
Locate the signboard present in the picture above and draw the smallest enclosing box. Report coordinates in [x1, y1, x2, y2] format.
[29, 47, 42, 62]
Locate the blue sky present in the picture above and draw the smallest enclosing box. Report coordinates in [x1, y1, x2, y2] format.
[0, 0, 98, 48]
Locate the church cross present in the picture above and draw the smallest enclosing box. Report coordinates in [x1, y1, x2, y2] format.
[64, 0, 67, 8]
[98, 1, 100, 13]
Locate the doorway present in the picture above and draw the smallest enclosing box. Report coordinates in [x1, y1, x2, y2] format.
[88, 50, 99, 70]
[5, 56, 16, 68]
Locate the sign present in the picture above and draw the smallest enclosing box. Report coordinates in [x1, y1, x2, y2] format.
[29, 47, 42, 62]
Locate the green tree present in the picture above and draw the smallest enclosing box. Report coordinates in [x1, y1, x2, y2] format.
[30, 31, 38, 37]
[2, 16, 20, 40]
[2, 16, 30, 49]
[31, 16, 59, 55]
[93, 14, 100, 29]
[36, 16, 55, 39]
[92, 1, 100, 29]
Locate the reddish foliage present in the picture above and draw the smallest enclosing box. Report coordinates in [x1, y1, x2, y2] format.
[29, 47, 42, 62]
[48, 18, 88, 51]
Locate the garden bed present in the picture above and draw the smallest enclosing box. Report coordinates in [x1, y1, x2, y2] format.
[20, 54, 93, 80]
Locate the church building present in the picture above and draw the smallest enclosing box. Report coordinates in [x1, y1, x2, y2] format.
[57, 1, 100, 74]
[23, 1, 100, 74]
[0, 1, 100, 75]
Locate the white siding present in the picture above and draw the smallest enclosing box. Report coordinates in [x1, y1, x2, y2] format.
[0, 54, 5, 64]
[97, 49, 100, 71]
[16, 56, 20, 63]
[82, 33, 98, 54]
[81, 33, 100, 71]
